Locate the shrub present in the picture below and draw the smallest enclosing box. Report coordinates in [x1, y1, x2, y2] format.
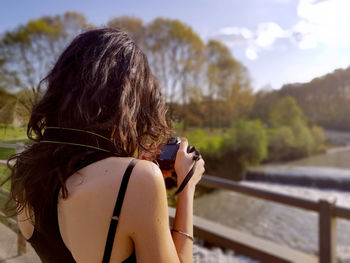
[291, 119, 314, 157]
[311, 125, 327, 152]
[205, 119, 267, 180]
[267, 126, 295, 161]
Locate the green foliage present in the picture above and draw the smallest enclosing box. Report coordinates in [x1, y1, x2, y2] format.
[0, 12, 89, 105]
[266, 66, 350, 131]
[249, 87, 279, 124]
[267, 122, 316, 162]
[265, 95, 327, 162]
[311, 125, 327, 152]
[0, 125, 27, 141]
[0, 89, 16, 125]
[269, 96, 304, 127]
[107, 16, 145, 47]
[183, 129, 223, 158]
[146, 17, 205, 122]
[183, 129, 209, 150]
[266, 120, 326, 162]
[182, 121, 268, 180]
[0, 166, 10, 190]
[2, 18, 60, 45]
[221, 119, 267, 165]
[0, 88, 16, 106]
[267, 126, 295, 161]
[204, 40, 254, 128]
[0, 148, 15, 160]
[291, 119, 315, 156]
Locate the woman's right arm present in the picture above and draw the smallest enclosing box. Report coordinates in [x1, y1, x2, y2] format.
[126, 138, 204, 263]
[171, 138, 205, 262]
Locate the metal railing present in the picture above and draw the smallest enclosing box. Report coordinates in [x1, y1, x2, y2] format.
[195, 175, 350, 263]
[1, 142, 350, 262]
[0, 143, 26, 257]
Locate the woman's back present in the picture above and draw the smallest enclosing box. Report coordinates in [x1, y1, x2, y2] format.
[57, 156, 136, 262]
[19, 155, 141, 262]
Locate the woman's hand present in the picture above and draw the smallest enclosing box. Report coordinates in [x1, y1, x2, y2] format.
[174, 137, 205, 191]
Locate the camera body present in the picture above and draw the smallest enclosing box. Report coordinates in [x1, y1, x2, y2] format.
[157, 136, 198, 171]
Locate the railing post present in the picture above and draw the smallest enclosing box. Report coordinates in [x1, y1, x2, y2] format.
[319, 199, 337, 263]
[15, 142, 24, 154]
[15, 142, 27, 256]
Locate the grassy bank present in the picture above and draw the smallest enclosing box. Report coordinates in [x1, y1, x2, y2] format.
[0, 126, 28, 160]
[0, 167, 10, 190]
[0, 126, 27, 141]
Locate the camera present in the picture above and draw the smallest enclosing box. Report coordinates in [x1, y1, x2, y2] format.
[157, 136, 201, 192]
[157, 136, 200, 171]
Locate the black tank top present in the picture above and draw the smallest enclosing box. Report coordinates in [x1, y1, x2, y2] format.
[27, 152, 138, 263]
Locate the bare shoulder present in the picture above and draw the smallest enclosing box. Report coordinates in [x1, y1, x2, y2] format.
[129, 159, 165, 191]
[115, 159, 169, 227]
[120, 158, 167, 207]
[100, 157, 164, 186]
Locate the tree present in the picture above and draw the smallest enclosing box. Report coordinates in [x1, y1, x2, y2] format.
[145, 18, 204, 121]
[0, 88, 16, 126]
[0, 12, 90, 105]
[266, 96, 325, 161]
[290, 119, 315, 157]
[204, 40, 254, 128]
[279, 66, 350, 131]
[267, 126, 295, 161]
[107, 16, 145, 48]
[249, 85, 279, 124]
[269, 96, 305, 127]
[216, 119, 267, 179]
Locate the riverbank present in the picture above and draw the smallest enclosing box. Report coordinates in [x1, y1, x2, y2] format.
[323, 130, 350, 146]
[244, 132, 350, 190]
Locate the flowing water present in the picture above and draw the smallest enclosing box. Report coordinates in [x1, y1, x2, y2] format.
[194, 184, 350, 262]
[194, 132, 350, 262]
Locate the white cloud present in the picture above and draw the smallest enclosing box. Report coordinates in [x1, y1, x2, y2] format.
[214, 0, 350, 60]
[218, 27, 253, 39]
[216, 22, 287, 48]
[246, 46, 258, 60]
[215, 22, 290, 59]
[294, 0, 350, 49]
[292, 21, 318, 49]
[256, 22, 287, 47]
[216, 27, 254, 47]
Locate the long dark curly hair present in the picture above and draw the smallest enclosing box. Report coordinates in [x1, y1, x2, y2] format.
[1, 27, 173, 230]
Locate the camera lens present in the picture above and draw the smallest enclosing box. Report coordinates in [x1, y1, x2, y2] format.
[167, 136, 180, 145]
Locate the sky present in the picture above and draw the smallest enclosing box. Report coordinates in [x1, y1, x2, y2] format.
[1, 0, 350, 91]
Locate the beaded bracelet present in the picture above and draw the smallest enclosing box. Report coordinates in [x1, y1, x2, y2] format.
[171, 228, 194, 241]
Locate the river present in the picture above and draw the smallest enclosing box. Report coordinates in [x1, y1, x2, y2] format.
[194, 131, 350, 262]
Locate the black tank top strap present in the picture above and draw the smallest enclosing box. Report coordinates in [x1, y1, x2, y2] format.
[102, 158, 139, 263]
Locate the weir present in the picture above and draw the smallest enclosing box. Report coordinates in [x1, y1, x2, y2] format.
[245, 166, 350, 191]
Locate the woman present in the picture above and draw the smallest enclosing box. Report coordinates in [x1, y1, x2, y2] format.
[3, 28, 205, 262]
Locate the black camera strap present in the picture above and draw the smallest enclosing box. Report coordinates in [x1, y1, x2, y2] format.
[171, 153, 201, 197]
[40, 127, 117, 154]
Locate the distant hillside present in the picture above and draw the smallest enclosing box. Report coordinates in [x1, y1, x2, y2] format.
[251, 66, 350, 131]
[280, 66, 350, 131]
